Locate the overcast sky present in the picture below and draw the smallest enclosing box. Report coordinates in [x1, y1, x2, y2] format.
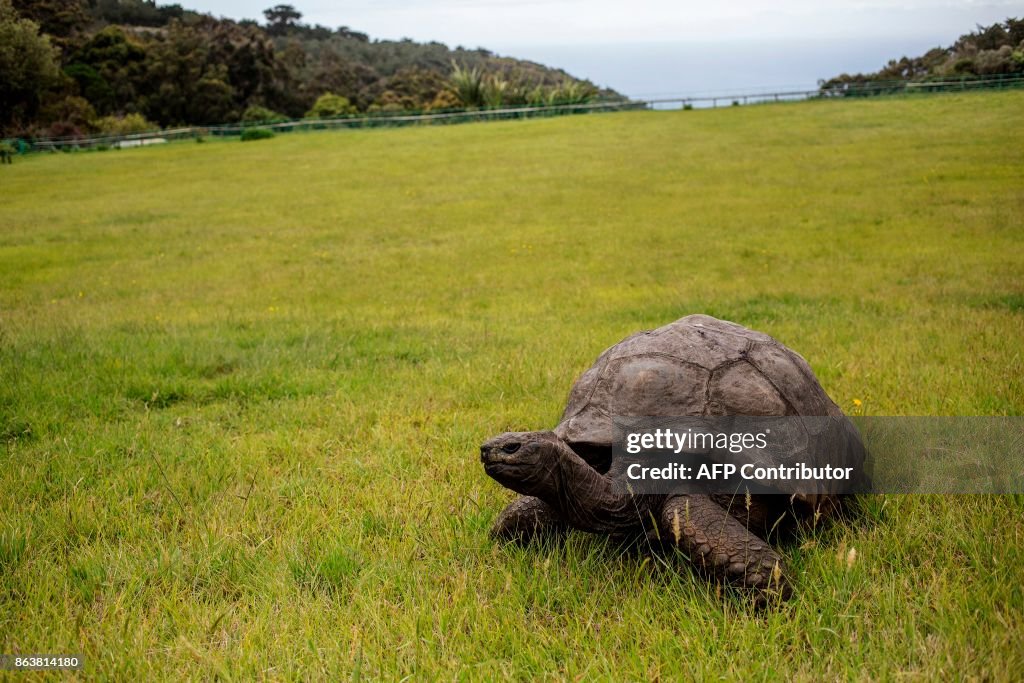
[194, 0, 1022, 47]
[189, 1, 1022, 94]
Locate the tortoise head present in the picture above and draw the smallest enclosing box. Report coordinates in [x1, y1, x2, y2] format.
[480, 431, 571, 499]
[481, 430, 646, 534]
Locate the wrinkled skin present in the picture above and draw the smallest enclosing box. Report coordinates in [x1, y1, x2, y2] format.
[481, 431, 794, 602]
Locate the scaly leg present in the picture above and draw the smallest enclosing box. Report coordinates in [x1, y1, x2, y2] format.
[491, 495, 567, 542]
[661, 494, 792, 601]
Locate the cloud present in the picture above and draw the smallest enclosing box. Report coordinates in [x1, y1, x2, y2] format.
[200, 0, 1022, 46]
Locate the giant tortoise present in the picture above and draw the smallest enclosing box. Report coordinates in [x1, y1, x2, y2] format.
[480, 314, 867, 601]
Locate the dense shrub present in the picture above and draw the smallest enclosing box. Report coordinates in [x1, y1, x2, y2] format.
[46, 120, 85, 138]
[546, 80, 596, 105]
[37, 95, 97, 137]
[450, 62, 484, 108]
[241, 104, 286, 124]
[95, 113, 156, 135]
[974, 45, 1018, 74]
[304, 93, 356, 118]
[366, 102, 404, 114]
[240, 127, 274, 141]
[428, 89, 461, 110]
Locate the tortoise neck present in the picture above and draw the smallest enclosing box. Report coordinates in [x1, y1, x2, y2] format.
[547, 443, 649, 534]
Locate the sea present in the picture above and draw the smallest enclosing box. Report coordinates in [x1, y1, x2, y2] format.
[497, 36, 953, 105]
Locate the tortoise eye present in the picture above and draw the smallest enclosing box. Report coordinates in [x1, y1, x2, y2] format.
[501, 442, 522, 454]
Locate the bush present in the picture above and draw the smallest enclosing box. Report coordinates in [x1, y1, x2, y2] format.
[482, 77, 507, 107]
[240, 127, 274, 141]
[366, 102, 404, 115]
[974, 45, 1017, 74]
[241, 105, 287, 124]
[305, 93, 357, 119]
[46, 120, 85, 138]
[40, 96, 97, 133]
[450, 62, 484, 108]
[428, 89, 461, 111]
[95, 113, 156, 136]
[546, 80, 596, 106]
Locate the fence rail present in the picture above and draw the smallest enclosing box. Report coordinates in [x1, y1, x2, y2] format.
[645, 89, 820, 109]
[7, 72, 1024, 153]
[819, 73, 1024, 97]
[10, 100, 644, 152]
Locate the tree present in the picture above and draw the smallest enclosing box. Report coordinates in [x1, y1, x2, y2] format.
[193, 68, 237, 123]
[308, 48, 364, 102]
[336, 26, 368, 42]
[0, 0, 61, 132]
[263, 4, 301, 36]
[11, 0, 89, 44]
[141, 21, 234, 125]
[90, 0, 184, 28]
[66, 26, 148, 115]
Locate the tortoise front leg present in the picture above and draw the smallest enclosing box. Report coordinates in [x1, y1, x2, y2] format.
[660, 494, 792, 601]
[491, 495, 568, 543]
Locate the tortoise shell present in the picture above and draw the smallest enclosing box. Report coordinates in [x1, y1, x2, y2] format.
[553, 315, 861, 502]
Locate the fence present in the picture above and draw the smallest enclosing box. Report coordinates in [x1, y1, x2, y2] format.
[10, 100, 644, 152]
[644, 73, 1024, 109]
[8, 72, 1024, 153]
[819, 73, 1024, 97]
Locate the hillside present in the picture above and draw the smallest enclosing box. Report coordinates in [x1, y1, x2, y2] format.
[1, 0, 617, 137]
[821, 17, 1023, 92]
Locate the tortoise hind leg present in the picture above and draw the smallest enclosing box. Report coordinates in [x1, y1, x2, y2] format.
[491, 495, 568, 543]
[660, 494, 792, 602]
[711, 493, 800, 541]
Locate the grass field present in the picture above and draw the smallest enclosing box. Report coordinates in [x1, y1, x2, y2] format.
[2, 91, 1023, 679]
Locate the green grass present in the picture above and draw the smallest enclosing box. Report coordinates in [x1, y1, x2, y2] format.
[2, 91, 1023, 679]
